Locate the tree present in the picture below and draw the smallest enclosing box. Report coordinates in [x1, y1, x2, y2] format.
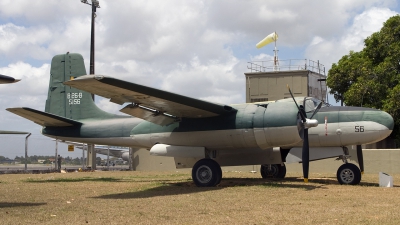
[327, 15, 400, 144]
[328, 51, 372, 105]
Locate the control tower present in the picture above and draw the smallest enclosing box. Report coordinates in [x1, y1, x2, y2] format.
[245, 59, 327, 103]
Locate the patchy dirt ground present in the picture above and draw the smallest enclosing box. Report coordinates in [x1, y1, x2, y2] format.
[1, 171, 400, 225]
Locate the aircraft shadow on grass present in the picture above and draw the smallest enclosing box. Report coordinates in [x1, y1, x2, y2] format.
[92, 177, 340, 199]
[0, 202, 46, 208]
[21, 175, 386, 200]
[23, 177, 190, 184]
[23, 177, 125, 183]
[92, 175, 391, 200]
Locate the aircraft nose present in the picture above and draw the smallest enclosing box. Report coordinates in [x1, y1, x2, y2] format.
[361, 109, 394, 142]
[381, 111, 394, 131]
[363, 109, 394, 131]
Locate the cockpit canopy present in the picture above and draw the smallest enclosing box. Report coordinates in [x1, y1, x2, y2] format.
[275, 97, 328, 113]
[253, 97, 328, 112]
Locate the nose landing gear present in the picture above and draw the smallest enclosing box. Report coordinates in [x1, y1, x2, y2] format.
[336, 147, 361, 185]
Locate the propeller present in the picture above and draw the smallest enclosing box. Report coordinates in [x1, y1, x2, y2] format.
[287, 85, 320, 182]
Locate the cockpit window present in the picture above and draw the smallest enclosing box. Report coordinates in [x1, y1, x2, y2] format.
[256, 103, 269, 108]
[303, 97, 328, 112]
[274, 97, 329, 112]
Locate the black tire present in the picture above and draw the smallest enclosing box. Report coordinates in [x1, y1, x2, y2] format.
[215, 165, 222, 185]
[192, 159, 222, 187]
[260, 164, 286, 179]
[337, 163, 361, 185]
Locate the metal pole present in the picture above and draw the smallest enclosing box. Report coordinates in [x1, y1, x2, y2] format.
[89, 4, 96, 100]
[82, 143, 85, 169]
[24, 133, 31, 172]
[90, 4, 96, 75]
[129, 147, 133, 171]
[55, 139, 58, 170]
[107, 146, 110, 170]
[81, 0, 100, 99]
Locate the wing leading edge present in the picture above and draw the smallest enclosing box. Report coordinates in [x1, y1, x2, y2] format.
[64, 75, 236, 125]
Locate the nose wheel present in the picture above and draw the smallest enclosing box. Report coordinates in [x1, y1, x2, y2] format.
[337, 163, 361, 185]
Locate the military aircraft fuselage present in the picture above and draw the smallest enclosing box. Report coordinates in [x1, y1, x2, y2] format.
[42, 101, 393, 151]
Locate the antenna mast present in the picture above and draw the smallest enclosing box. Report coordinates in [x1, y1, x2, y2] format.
[273, 31, 279, 71]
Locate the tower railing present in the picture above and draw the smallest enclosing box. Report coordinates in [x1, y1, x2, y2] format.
[247, 59, 325, 75]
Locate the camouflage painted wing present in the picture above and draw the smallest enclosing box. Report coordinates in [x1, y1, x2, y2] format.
[64, 75, 236, 125]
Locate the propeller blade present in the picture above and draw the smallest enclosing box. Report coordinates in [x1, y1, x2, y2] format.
[356, 145, 364, 174]
[302, 128, 309, 183]
[309, 101, 323, 119]
[287, 84, 307, 121]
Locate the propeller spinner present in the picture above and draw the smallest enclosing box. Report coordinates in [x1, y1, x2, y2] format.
[287, 85, 321, 182]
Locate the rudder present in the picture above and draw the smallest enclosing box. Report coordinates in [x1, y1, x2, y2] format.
[45, 53, 115, 120]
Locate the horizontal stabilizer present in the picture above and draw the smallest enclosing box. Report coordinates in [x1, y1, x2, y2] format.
[0, 130, 30, 135]
[0, 74, 20, 84]
[64, 75, 236, 120]
[6, 107, 82, 127]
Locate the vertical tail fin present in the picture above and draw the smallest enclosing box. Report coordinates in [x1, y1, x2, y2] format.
[45, 53, 115, 120]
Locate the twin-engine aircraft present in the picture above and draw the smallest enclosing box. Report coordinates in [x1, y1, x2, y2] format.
[7, 53, 394, 186]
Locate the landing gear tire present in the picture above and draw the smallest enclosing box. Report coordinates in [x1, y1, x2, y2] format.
[337, 163, 361, 185]
[192, 159, 222, 187]
[260, 164, 286, 179]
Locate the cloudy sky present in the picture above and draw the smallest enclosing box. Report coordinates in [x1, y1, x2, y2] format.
[0, 0, 399, 159]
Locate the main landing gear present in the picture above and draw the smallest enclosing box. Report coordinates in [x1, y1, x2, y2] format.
[192, 159, 222, 187]
[260, 164, 286, 179]
[190, 146, 362, 186]
[336, 147, 362, 185]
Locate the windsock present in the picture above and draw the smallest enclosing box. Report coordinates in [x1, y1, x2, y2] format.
[256, 32, 278, 49]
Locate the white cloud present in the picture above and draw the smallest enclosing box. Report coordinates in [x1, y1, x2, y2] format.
[95, 97, 124, 115]
[0, 62, 50, 95]
[0, 23, 53, 60]
[305, 7, 398, 71]
[160, 55, 243, 104]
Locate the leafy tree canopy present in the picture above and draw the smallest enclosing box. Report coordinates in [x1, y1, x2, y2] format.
[327, 15, 400, 142]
